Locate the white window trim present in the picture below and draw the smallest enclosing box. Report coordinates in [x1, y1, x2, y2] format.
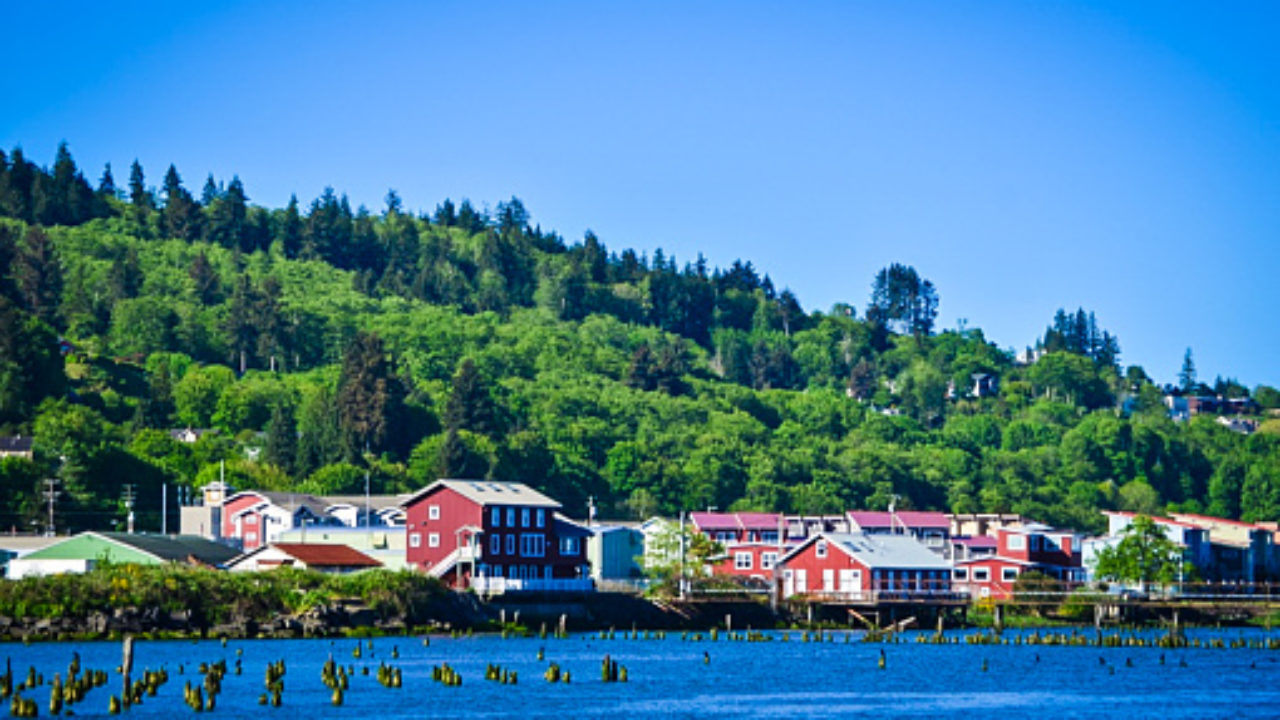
[409, 532, 422, 548]
[816, 540, 827, 558]
[428, 505, 440, 520]
[428, 533, 440, 548]
[1007, 534, 1026, 551]
[973, 568, 990, 582]
[953, 567, 969, 580]
[761, 552, 778, 570]
[734, 551, 753, 570]
[1002, 567, 1019, 582]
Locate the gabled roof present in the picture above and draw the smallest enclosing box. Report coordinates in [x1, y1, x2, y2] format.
[323, 494, 412, 512]
[400, 479, 561, 509]
[555, 514, 593, 538]
[735, 512, 782, 530]
[1103, 510, 1201, 531]
[952, 535, 998, 549]
[846, 510, 950, 530]
[0, 436, 33, 453]
[25, 532, 239, 566]
[1169, 512, 1268, 531]
[225, 490, 330, 517]
[263, 543, 381, 568]
[689, 512, 739, 531]
[781, 533, 950, 570]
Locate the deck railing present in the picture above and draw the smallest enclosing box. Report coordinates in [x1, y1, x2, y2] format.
[470, 577, 595, 595]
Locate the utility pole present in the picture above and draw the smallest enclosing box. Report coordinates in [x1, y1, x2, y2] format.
[123, 484, 136, 534]
[161, 483, 167, 535]
[42, 478, 59, 536]
[678, 511, 687, 601]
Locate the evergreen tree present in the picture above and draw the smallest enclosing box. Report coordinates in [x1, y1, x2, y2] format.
[277, 194, 303, 259]
[223, 274, 259, 374]
[138, 362, 176, 428]
[438, 427, 487, 479]
[188, 250, 222, 305]
[1179, 348, 1197, 393]
[0, 295, 66, 425]
[444, 357, 498, 435]
[208, 175, 249, 251]
[337, 331, 407, 460]
[127, 159, 153, 228]
[255, 276, 288, 371]
[0, 148, 35, 222]
[161, 164, 202, 241]
[106, 246, 144, 301]
[296, 384, 343, 478]
[200, 174, 220, 205]
[14, 226, 63, 329]
[624, 344, 658, 392]
[264, 400, 297, 475]
[97, 163, 116, 199]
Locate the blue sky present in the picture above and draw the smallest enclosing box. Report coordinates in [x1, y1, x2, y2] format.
[3, 1, 1277, 387]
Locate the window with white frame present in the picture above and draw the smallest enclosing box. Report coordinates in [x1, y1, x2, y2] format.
[505, 534, 515, 555]
[1002, 567, 1019, 582]
[734, 551, 753, 570]
[409, 532, 422, 548]
[521, 508, 530, 527]
[428, 505, 440, 520]
[428, 533, 440, 548]
[761, 552, 778, 570]
[953, 567, 969, 581]
[536, 508, 545, 527]
[492, 507, 501, 527]
[973, 568, 990, 582]
[520, 533, 546, 557]
[1007, 534, 1026, 551]
[490, 533, 501, 554]
[816, 540, 827, 558]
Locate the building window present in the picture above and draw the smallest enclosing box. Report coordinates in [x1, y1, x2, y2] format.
[505, 534, 516, 555]
[1007, 535, 1026, 551]
[507, 508, 516, 527]
[1029, 535, 1041, 551]
[761, 552, 778, 570]
[1002, 567, 1019, 582]
[816, 540, 827, 559]
[715, 531, 735, 543]
[492, 507, 501, 527]
[492, 564, 502, 577]
[924, 531, 944, 547]
[734, 552, 753, 570]
[521, 508, 530, 527]
[490, 534, 501, 554]
[762, 531, 779, 543]
[561, 537, 579, 555]
[246, 515, 257, 525]
[520, 533, 545, 557]
[973, 568, 990, 582]
[953, 567, 969, 581]
[428, 505, 440, 520]
[536, 508, 545, 527]
[409, 532, 422, 548]
[245, 531, 257, 543]
[428, 533, 440, 548]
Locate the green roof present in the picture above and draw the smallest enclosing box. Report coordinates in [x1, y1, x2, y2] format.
[20, 532, 239, 566]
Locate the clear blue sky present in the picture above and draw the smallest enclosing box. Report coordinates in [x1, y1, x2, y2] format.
[3, 1, 1277, 387]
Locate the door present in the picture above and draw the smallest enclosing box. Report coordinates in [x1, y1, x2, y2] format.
[783, 569, 794, 597]
[822, 569, 835, 592]
[796, 569, 808, 593]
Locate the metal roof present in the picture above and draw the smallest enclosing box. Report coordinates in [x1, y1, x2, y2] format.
[0, 436, 33, 453]
[822, 533, 951, 570]
[400, 479, 561, 509]
[95, 532, 239, 565]
[847, 510, 950, 530]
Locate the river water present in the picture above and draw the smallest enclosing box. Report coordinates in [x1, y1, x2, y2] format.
[5, 628, 1278, 718]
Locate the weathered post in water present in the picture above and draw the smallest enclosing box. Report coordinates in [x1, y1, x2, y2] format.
[121, 636, 134, 708]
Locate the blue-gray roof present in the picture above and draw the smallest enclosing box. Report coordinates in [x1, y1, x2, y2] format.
[823, 533, 951, 570]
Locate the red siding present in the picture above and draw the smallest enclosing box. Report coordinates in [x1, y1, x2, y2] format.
[780, 538, 951, 598]
[403, 486, 482, 573]
[782, 540, 873, 595]
[222, 493, 265, 542]
[711, 544, 784, 579]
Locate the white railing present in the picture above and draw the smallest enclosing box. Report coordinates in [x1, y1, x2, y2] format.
[470, 577, 595, 594]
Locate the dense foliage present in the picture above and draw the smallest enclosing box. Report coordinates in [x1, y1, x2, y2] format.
[0, 562, 445, 624]
[1, 144, 1278, 536]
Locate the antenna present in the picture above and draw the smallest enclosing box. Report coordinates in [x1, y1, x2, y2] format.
[42, 478, 60, 536]
[123, 484, 136, 534]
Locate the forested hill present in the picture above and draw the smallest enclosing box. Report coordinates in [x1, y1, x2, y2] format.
[1, 143, 1278, 536]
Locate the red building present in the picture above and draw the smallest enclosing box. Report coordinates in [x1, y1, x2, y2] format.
[777, 533, 952, 601]
[952, 522, 1084, 600]
[846, 510, 951, 553]
[709, 542, 784, 581]
[220, 491, 331, 551]
[400, 479, 591, 592]
[689, 512, 782, 544]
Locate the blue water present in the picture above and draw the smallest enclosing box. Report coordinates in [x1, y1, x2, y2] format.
[5, 628, 1279, 718]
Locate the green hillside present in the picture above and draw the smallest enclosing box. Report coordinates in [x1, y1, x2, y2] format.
[1, 144, 1278, 535]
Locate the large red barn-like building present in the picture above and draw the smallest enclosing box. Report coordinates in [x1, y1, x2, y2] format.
[401, 479, 591, 592]
[778, 533, 952, 601]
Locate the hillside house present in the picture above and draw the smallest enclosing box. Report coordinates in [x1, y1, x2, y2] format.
[777, 533, 952, 601]
[0, 435, 33, 460]
[220, 491, 335, 551]
[400, 479, 591, 593]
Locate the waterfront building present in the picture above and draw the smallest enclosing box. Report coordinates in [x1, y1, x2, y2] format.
[7, 532, 238, 579]
[226, 542, 382, 574]
[777, 532, 952, 601]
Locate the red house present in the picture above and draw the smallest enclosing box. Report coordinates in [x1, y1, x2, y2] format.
[220, 491, 332, 551]
[777, 533, 952, 601]
[400, 479, 592, 592]
[709, 542, 784, 581]
[690, 512, 782, 544]
[952, 522, 1084, 600]
[846, 510, 951, 553]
